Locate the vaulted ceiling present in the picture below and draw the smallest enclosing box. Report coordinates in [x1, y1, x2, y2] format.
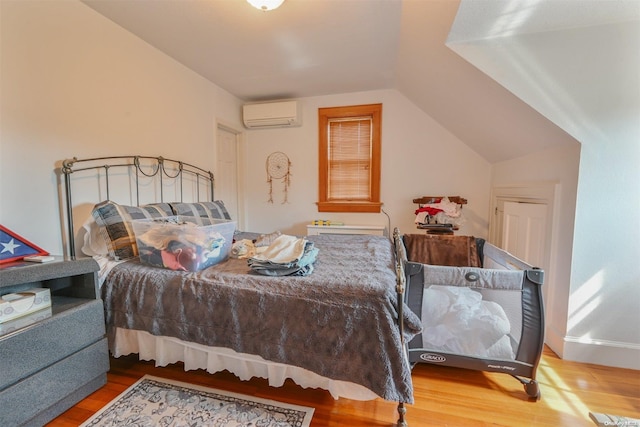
[82, 0, 639, 163]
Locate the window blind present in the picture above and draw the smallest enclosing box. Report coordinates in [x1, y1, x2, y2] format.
[327, 117, 372, 200]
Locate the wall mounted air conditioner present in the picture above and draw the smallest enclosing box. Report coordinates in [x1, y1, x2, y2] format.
[243, 100, 301, 129]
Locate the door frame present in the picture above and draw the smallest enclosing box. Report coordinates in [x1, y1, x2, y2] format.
[489, 181, 561, 343]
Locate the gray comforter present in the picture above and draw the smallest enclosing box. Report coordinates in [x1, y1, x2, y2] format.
[101, 233, 422, 403]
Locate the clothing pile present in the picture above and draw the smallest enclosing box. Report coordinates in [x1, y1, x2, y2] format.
[229, 230, 282, 259]
[246, 234, 319, 276]
[136, 219, 226, 272]
[414, 197, 465, 228]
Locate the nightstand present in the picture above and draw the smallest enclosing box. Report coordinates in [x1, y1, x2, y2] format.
[0, 257, 109, 426]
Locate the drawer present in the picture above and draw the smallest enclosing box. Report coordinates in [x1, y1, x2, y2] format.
[0, 338, 108, 427]
[0, 298, 105, 391]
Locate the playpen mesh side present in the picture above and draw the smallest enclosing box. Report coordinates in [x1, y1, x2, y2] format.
[411, 264, 526, 361]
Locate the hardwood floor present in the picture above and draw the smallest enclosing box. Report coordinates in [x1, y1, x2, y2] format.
[48, 346, 639, 426]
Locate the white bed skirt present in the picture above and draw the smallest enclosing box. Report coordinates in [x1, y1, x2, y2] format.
[112, 327, 380, 401]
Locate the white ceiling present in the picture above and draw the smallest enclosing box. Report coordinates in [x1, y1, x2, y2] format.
[82, 0, 639, 163]
[447, 0, 640, 149]
[83, 0, 403, 100]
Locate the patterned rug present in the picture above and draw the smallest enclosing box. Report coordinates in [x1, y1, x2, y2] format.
[589, 412, 640, 427]
[80, 375, 314, 427]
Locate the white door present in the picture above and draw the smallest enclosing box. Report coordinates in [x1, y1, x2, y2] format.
[501, 201, 547, 268]
[490, 184, 558, 349]
[216, 126, 240, 223]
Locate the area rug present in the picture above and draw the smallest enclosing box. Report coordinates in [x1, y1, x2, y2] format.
[589, 411, 640, 427]
[80, 375, 314, 427]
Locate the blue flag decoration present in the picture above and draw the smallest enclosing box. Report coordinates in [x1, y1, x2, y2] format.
[0, 225, 49, 264]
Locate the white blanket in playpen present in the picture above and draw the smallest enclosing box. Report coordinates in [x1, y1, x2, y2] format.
[421, 285, 515, 360]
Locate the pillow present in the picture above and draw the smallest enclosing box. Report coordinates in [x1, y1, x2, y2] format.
[144, 203, 174, 217]
[169, 201, 231, 221]
[79, 216, 109, 257]
[92, 201, 173, 260]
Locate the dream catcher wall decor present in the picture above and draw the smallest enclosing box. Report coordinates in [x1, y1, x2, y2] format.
[266, 151, 291, 203]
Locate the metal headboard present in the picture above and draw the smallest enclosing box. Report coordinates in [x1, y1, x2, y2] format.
[61, 155, 215, 257]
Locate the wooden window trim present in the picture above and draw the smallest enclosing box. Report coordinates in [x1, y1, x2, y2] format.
[318, 104, 382, 213]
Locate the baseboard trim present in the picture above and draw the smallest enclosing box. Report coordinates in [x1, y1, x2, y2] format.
[544, 326, 566, 358]
[562, 336, 640, 370]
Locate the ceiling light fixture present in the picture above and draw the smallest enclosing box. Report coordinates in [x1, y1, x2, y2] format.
[247, 0, 284, 11]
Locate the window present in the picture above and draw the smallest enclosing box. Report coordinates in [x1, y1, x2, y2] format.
[318, 104, 382, 213]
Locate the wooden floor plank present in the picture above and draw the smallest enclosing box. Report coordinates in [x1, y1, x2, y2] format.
[46, 346, 640, 426]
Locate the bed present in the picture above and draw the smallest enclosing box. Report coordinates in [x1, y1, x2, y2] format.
[59, 155, 421, 426]
[401, 234, 545, 400]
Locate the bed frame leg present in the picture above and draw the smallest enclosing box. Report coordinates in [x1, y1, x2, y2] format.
[396, 402, 408, 427]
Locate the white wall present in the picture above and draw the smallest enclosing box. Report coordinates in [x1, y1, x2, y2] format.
[1, 1, 492, 259]
[565, 137, 640, 370]
[499, 129, 640, 372]
[483, 21, 640, 369]
[242, 90, 492, 238]
[491, 143, 581, 360]
[0, 0, 243, 255]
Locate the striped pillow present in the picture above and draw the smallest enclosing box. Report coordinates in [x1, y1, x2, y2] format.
[92, 201, 173, 260]
[169, 201, 231, 222]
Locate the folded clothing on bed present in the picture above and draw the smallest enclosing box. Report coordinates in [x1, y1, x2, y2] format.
[247, 234, 319, 276]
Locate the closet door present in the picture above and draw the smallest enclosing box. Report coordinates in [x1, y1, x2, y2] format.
[501, 201, 547, 268]
[216, 125, 240, 224]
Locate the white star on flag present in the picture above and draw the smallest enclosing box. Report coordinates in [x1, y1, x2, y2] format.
[1, 238, 21, 254]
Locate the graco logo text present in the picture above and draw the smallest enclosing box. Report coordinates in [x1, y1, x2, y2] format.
[420, 353, 446, 363]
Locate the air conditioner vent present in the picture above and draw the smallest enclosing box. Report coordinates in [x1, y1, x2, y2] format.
[243, 100, 301, 129]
